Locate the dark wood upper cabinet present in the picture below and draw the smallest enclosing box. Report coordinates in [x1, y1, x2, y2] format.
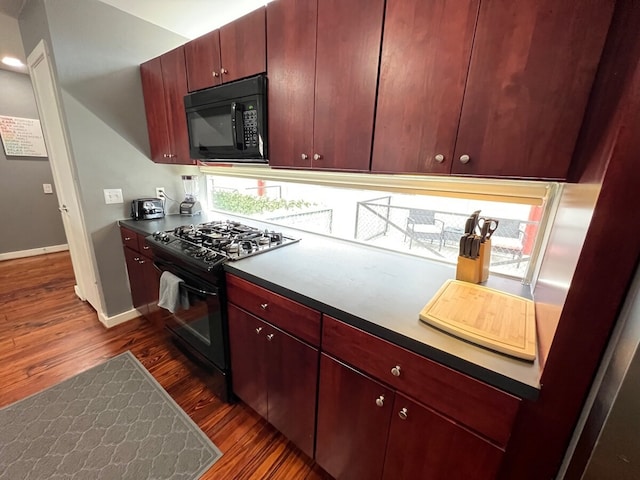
[140, 46, 194, 165]
[267, 0, 384, 171]
[185, 8, 266, 92]
[219, 7, 266, 84]
[372, 0, 613, 179]
[184, 30, 222, 91]
[371, 0, 480, 174]
[140, 56, 171, 163]
[266, 0, 317, 169]
[452, 0, 614, 178]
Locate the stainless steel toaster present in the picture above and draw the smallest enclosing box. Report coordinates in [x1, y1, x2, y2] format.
[131, 198, 165, 220]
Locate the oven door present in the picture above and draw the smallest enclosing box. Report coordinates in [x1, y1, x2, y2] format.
[153, 260, 228, 370]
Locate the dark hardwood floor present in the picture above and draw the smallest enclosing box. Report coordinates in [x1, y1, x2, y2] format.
[0, 251, 332, 479]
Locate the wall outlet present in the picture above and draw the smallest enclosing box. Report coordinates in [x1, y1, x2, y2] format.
[156, 187, 166, 199]
[103, 188, 123, 204]
[43, 183, 53, 194]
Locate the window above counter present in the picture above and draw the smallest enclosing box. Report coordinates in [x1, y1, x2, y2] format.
[199, 165, 561, 285]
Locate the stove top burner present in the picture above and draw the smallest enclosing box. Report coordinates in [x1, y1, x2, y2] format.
[147, 220, 299, 272]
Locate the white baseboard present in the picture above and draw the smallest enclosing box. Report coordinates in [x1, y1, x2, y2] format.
[0, 244, 69, 261]
[97, 307, 144, 328]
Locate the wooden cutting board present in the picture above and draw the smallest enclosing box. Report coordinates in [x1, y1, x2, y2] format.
[419, 280, 536, 361]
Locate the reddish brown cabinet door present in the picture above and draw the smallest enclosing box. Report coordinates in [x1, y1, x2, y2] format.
[159, 46, 193, 165]
[140, 56, 171, 163]
[184, 30, 222, 92]
[266, 0, 317, 169]
[452, 0, 614, 179]
[227, 302, 318, 458]
[312, 0, 384, 171]
[140, 47, 194, 165]
[266, 322, 319, 459]
[267, 0, 383, 171]
[382, 393, 504, 480]
[219, 7, 266, 84]
[185, 8, 266, 92]
[371, 0, 479, 174]
[228, 304, 269, 419]
[315, 354, 393, 480]
[123, 247, 150, 314]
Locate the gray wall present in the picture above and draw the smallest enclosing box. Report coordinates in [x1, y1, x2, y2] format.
[0, 69, 66, 254]
[19, 0, 199, 317]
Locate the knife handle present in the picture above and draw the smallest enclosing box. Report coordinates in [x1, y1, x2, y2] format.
[459, 234, 469, 257]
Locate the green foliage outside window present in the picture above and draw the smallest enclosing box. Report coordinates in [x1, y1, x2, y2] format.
[211, 190, 314, 215]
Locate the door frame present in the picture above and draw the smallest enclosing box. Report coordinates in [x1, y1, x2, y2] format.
[27, 39, 103, 315]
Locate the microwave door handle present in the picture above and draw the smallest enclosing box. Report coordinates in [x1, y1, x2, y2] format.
[231, 102, 245, 150]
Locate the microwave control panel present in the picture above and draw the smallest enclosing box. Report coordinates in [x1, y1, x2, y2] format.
[243, 109, 259, 148]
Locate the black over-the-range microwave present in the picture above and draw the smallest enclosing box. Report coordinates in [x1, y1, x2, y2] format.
[184, 74, 267, 162]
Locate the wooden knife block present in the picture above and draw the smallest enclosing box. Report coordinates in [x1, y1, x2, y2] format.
[456, 239, 491, 284]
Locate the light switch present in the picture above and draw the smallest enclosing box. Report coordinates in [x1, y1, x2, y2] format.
[104, 188, 123, 204]
[43, 183, 53, 194]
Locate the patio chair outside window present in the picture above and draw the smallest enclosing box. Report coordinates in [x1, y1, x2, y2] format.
[405, 208, 444, 250]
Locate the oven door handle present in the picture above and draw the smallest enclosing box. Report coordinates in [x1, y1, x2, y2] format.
[153, 262, 218, 297]
[181, 282, 218, 297]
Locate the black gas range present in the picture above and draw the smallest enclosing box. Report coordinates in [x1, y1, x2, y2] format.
[144, 220, 299, 403]
[146, 220, 300, 274]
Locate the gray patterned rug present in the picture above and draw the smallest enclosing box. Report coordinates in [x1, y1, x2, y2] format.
[0, 351, 222, 479]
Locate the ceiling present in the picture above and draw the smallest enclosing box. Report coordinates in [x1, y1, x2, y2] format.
[0, 0, 269, 74]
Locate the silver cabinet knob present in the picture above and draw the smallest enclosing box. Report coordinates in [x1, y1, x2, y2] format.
[313, 153, 322, 161]
[138, 260, 145, 264]
[434, 154, 445, 163]
[301, 153, 309, 160]
[133, 257, 140, 261]
[260, 303, 268, 310]
[124, 237, 131, 241]
[459, 154, 471, 164]
[221, 68, 228, 74]
[391, 365, 401, 377]
[375, 395, 385, 407]
[212, 71, 219, 77]
[143, 245, 149, 250]
[398, 407, 408, 420]
[266, 333, 274, 341]
[255, 327, 262, 334]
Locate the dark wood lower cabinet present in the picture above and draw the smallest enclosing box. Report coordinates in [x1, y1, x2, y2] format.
[316, 354, 393, 480]
[383, 394, 503, 480]
[227, 303, 318, 458]
[317, 354, 504, 480]
[228, 304, 269, 418]
[122, 245, 158, 316]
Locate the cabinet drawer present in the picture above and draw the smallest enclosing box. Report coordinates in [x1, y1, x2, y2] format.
[137, 234, 152, 256]
[322, 315, 519, 446]
[120, 227, 140, 251]
[226, 274, 321, 346]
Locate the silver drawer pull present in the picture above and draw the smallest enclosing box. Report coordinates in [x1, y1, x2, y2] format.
[255, 327, 262, 334]
[398, 407, 408, 420]
[260, 303, 268, 310]
[391, 365, 401, 377]
[266, 334, 274, 341]
[375, 395, 385, 407]
[124, 237, 131, 241]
